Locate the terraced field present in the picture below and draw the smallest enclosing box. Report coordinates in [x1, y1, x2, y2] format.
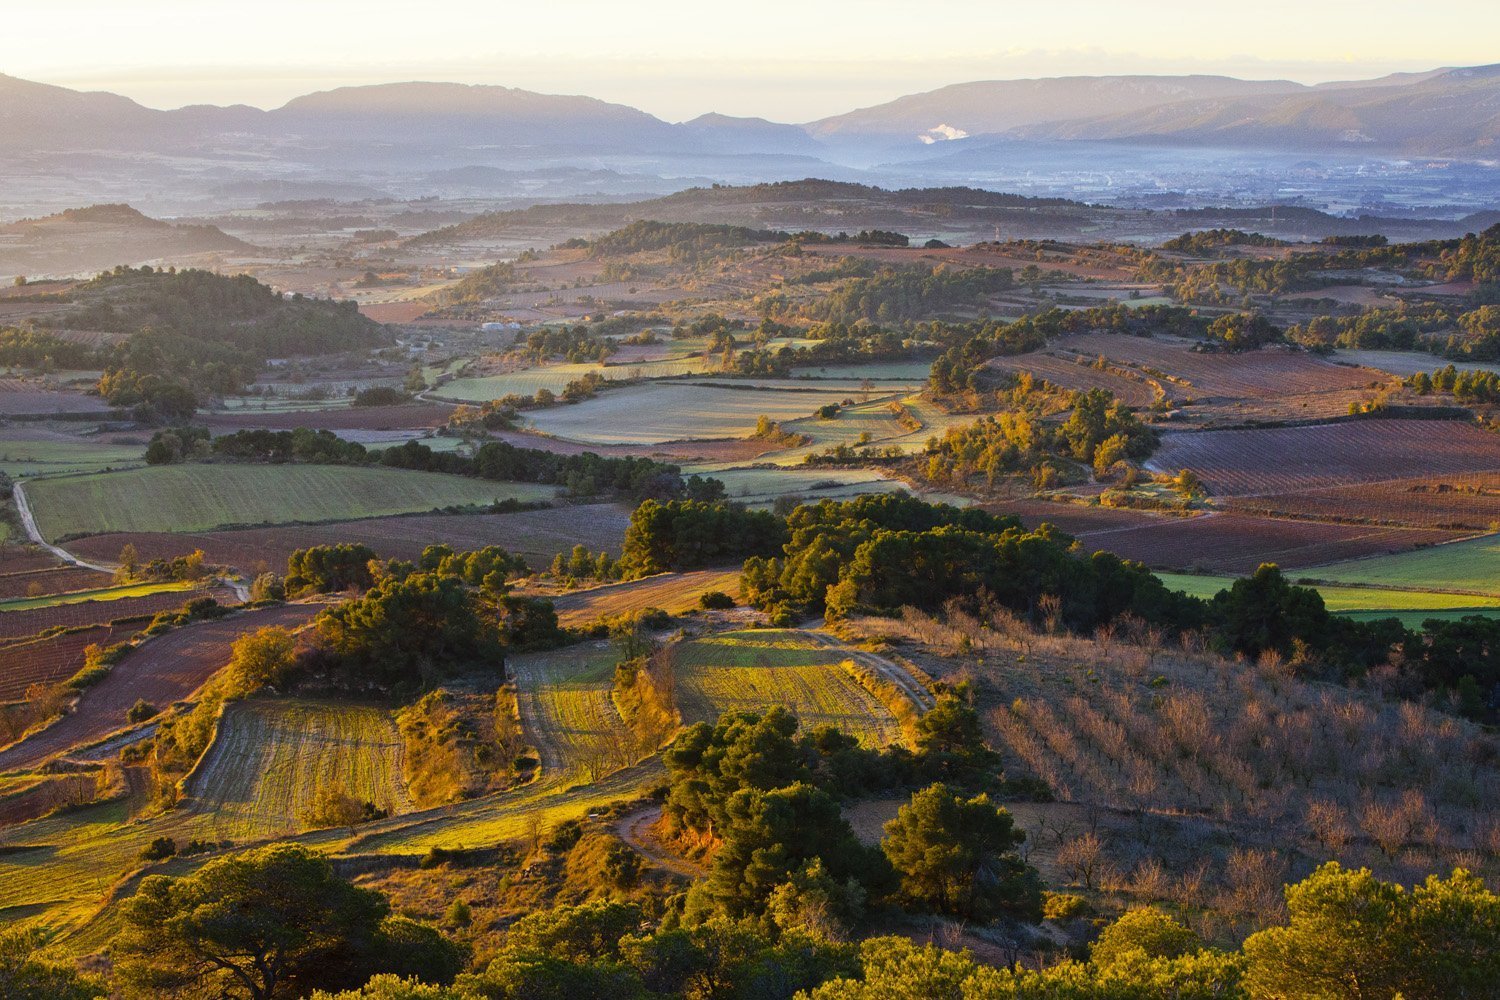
[24, 465, 557, 541]
[186, 700, 413, 840]
[509, 643, 633, 783]
[674, 630, 907, 746]
[0, 585, 235, 642]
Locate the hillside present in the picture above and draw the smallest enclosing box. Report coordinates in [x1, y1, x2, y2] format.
[0, 204, 253, 279]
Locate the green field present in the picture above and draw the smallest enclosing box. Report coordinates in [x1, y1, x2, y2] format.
[0, 579, 197, 612]
[1156, 571, 1500, 622]
[24, 464, 556, 540]
[674, 630, 904, 746]
[0, 438, 146, 479]
[1306, 535, 1500, 598]
[186, 700, 413, 840]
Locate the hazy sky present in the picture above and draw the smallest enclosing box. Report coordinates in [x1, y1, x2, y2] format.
[10, 0, 1499, 122]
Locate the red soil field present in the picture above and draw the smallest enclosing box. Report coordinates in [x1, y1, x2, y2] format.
[1071, 511, 1462, 574]
[983, 352, 1159, 408]
[358, 301, 431, 323]
[0, 565, 112, 601]
[1057, 333, 1377, 400]
[0, 385, 112, 415]
[69, 504, 635, 578]
[1147, 419, 1500, 497]
[988, 498, 1168, 538]
[0, 622, 141, 701]
[0, 550, 72, 575]
[1227, 472, 1500, 531]
[0, 585, 237, 642]
[484, 430, 783, 462]
[0, 602, 320, 770]
[200, 402, 454, 432]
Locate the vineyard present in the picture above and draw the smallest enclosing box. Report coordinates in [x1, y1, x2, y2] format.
[1228, 472, 1500, 530]
[0, 622, 141, 700]
[186, 700, 413, 841]
[673, 629, 907, 746]
[67, 503, 634, 579]
[0, 563, 111, 600]
[1078, 510, 1462, 574]
[1146, 419, 1500, 496]
[1058, 333, 1377, 401]
[0, 602, 319, 771]
[24, 464, 558, 541]
[0, 585, 234, 642]
[984, 351, 1160, 408]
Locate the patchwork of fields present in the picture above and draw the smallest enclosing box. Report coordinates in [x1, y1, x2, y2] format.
[24, 465, 557, 541]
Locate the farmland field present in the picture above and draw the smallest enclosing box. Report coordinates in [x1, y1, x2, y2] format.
[23, 465, 557, 541]
[1309, 534, 1500, 597]
[186, 700, 413, 840]
[0, 579, 196, 612]
[985, 350, 1160, 408]
[0, 585, 235, 642]
[546, 568, 743, 627]
[508, 642, 633, 783]
[1072, 510, 1460, 574]
[201, 402, 454, 432]
[0, 563, 111, 600]
[68, 503, 633, 578]
[1146, 419, 1500, 496]
[0, 436, 145, 478]
[1058, 333, 1376, 401]
[1336, 349, 1500, 378]
[0, 621, 141, 700]
[524, 382, 858, 444]
[0, 602, 319, 771]
[706, 465, 902, 504]
[673, 630, 906, 746]
[1155, 572, 1500, 618]
[1227, 472, 1500, 530]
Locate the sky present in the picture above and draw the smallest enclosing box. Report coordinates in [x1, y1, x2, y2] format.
[8, 0, 1499, 122]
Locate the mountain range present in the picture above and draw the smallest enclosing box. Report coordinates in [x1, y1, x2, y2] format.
[1, 66, 1498, 219]
[5, 64, 1499, 159]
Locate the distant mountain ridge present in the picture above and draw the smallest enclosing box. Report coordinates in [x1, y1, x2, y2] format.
[2, 66, 1498, 160]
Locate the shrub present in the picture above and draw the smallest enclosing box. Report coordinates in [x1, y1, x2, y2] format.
[698, 590, 735, 610]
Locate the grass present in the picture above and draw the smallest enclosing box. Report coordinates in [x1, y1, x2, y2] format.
[0, 580, 197, 612]
[674, 629, 904, 746]
[705, 466, 902, 504]
[24, 465, 556, 541]
[1306, 534, 1500, 598]
[185, 699, 412, 841]
[1155, 571, 1500, 619]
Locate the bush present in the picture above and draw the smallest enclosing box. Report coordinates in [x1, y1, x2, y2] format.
[126, 700, 157, 724]
[140, 836, 176, 862]
[698, 590, 736, 610]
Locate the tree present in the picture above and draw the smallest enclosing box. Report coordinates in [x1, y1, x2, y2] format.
[1242, 862, 1500, 1000]
[117, 542, 140, 581]
[314, 572, 501, 688]
[1091, 907, 1201, 967]
[114, 843, 391, 1000]
[0, 928, 106, 1000]
[697, 782, 888, 919]
[226, 626, 299, 695]
[880, 783, 1041, 922]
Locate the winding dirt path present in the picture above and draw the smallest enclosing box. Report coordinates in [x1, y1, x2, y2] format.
[613, 804, 706, 878]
